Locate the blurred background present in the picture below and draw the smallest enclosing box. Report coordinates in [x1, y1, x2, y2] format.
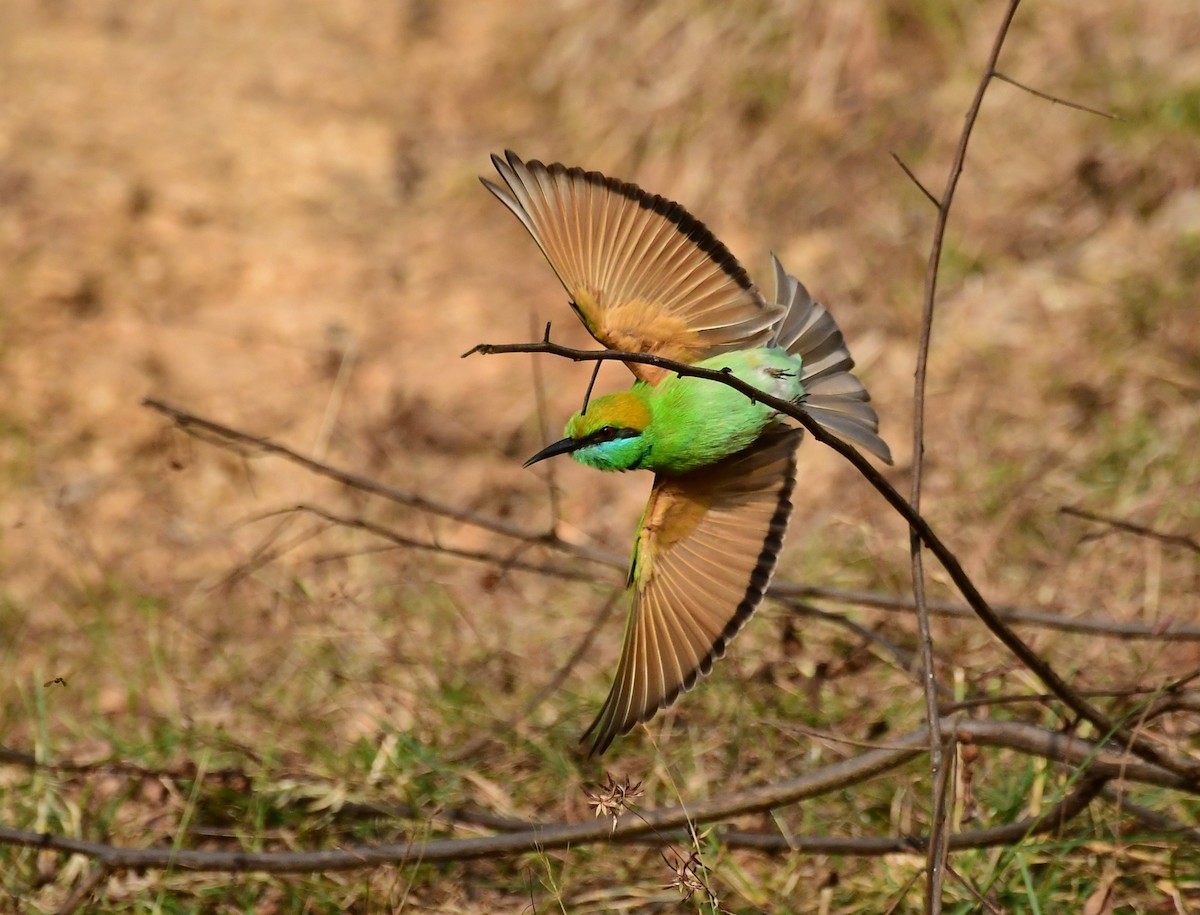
[1, 0, 1197, 910]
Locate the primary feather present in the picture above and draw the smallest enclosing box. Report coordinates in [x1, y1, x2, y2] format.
[482, 151, 783, 382]
[485, 151, 892, 753]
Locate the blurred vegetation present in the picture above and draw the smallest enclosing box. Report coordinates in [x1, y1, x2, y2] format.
[1, 0, 1197, 911]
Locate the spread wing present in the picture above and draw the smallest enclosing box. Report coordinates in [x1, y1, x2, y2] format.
[583, 425, 802, 755]
[482, 150, 784, 383]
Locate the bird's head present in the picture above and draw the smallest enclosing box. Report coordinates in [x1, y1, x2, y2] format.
[524, 391, 652, 472]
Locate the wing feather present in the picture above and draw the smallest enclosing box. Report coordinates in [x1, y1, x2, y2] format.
[769, 253, 893, 464]
[483, 151, 784, 382]
[583, 426, 802, 754]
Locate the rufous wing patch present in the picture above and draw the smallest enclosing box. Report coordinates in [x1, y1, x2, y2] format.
[599, 298, 705, 383]
[483, 152, 784, 383]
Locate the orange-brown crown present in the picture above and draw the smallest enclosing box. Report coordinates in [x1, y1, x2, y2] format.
[566, 391, 652, 439]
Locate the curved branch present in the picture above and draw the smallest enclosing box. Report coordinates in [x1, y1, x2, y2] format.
[141, 399, 1200, 642]
[462, 339, 1200, 784]
[2, 718, 1190, 874]
[722, 773, 1107, 854]
[141, 397, 614, 566]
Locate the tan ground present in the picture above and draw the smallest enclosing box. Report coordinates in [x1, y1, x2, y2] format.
[1, 1, 1198, 911]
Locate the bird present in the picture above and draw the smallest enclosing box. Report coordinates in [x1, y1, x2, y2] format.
[482, 150, 892, 755]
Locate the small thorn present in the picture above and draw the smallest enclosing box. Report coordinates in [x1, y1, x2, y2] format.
[543, 321, 552, 343]
[461, 344, 486, 358]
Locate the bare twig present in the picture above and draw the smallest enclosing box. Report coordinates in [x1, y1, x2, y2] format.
[1100, 784, 1200, 844]
[940, 688, 1200, 715]
[215, 518, 328, 590]
[883, 867, 927, 915]
[782, 599, 945, 692]
[530, 314, 564, 528]
[580, 359, 603, 416]
[140, 400, 1200, 641]
[280, 504, 597, 585]
[1060, 505, 1200, 556]
[775, 583, 1200, 641]
[141, 397, 607, 565]
[53, 862, 109, 915]
[891, 152, 939, 208]
[943, 862, 1004, 914]
[909, 4, 1024, 903]
[461, 339, 1200, 783]
[993, 71, 1124, 121]
[443, 590, 622, 763]
[6, 718, 1183, 874]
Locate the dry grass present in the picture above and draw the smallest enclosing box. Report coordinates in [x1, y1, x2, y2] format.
[1, 0, 1198, 911]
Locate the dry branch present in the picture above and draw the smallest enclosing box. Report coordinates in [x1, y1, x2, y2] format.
[141, 397, 613, 566]
[2, 718, 1193, 875]
[1060, 505, 1200, 556]
[774, 583, 1200, 641]
[907, 4, 1023, 901]
[141, 399, 1200, 642]
[461, 339, 1200, 784]
[992, 72, 1124, 121]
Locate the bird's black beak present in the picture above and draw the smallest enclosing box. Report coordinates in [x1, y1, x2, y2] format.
[523, 437, 580, 468]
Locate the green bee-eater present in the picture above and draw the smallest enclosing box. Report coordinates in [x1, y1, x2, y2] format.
[483, 151, 892, 755]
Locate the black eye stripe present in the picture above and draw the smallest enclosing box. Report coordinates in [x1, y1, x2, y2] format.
[583, 426, 639, 446]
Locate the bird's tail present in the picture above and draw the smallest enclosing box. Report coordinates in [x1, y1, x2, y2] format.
[768, 254, 893, 464]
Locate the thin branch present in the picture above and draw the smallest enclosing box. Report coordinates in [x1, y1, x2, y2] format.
[214, 518, 328, 590]
[1060, 505, 1200, 556]
[529, 315, 564, 529]
[54, 862, 109, 915]
[140, 400, 1200, 641]
[943, 862, 1004, 914]
[883, 867, 927, 915]
[1100, 784, 1200, 844]
[940, 688, 1200, 715]
[580, 360, 603, 415]
[782, 599, 946, 693]
[775, 583, 1200, 641]
[910, 6, 1022, 907]
[141, 397, 605, 566]
[993, 71, 1124, 121]
[279, 504, 596, 585]
[461, 339, 1200, 783]
[4, 719, 1187, 874]
[720, 774, 1104, 855]
[891, 152, 939, 208]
